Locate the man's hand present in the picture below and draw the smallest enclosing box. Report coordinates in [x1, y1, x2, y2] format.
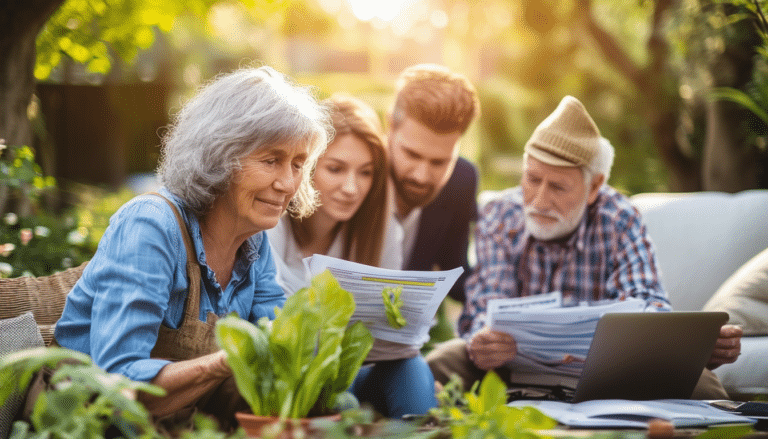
[467, 327, 517, 371]
[707, 324, 742, 370]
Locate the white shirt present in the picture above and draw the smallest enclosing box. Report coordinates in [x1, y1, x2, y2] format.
[266, 215, 403, 296]
[395, 206, 422, 269]
[266, 214, 419, 361]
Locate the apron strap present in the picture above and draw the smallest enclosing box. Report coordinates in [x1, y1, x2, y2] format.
[146, 192, 203, 328]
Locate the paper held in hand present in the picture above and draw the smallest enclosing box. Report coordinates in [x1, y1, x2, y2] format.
[487, 292, 649, 378]
[304, 254, 462, 345]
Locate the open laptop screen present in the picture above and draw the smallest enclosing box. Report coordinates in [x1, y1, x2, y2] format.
[571, 311, 728, 402]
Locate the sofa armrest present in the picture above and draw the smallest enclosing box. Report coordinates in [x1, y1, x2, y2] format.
[631, 190, 768, 311]
[713, 336, 768, 398]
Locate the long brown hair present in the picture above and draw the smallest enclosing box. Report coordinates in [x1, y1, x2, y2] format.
[290, 94, 389, 266]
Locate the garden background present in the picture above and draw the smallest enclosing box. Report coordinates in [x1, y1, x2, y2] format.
[2, 0, 768, 280]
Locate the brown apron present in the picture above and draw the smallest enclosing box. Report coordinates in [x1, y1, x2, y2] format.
[33, 193, 247, 435]
[148, 192, 220, 361]
[146, 193, 248, 434]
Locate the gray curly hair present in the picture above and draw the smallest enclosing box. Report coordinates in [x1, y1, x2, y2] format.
[158, 66, 332, 218]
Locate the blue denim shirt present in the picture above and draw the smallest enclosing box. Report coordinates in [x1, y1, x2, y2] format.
[54, 188, 285, 382]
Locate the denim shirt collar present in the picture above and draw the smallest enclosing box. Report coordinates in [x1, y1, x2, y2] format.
[157, 188, 262, 274]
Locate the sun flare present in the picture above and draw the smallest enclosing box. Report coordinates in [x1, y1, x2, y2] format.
[345, 0, 415, 22]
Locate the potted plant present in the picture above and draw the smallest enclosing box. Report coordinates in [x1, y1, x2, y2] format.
[214, 270, 374, 438]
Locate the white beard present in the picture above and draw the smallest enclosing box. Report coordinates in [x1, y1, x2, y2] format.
[524, 198, 588, 241]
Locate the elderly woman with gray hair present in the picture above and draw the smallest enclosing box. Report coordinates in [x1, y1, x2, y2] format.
[53, 66, 332, 431]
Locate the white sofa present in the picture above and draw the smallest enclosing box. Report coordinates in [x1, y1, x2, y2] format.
[630, 189, 768, 398]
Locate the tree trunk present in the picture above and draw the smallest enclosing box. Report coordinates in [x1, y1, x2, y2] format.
[646, 105, 702, 192]
[579, 0, 703, 192]
[0, 0, 65, 149]
[702, 99, 761, 191]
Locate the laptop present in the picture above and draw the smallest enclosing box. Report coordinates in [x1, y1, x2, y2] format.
[570, 311, 729, 402]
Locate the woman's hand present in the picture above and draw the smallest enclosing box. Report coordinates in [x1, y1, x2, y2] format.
[138, 350, 233, 418]
[467, 327, 517, 371]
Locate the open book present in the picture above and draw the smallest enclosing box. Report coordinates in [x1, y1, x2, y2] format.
[304, 254, 462, 346]
[508, 399, 756, 428]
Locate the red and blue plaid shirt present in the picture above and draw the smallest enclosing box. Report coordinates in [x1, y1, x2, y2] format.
[458, 185, 671, 338]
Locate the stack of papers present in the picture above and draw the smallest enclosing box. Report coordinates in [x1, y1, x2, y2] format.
[488, 292, 648, 377]
[508, 399, 757, 428]
[304, 254, 462, 345]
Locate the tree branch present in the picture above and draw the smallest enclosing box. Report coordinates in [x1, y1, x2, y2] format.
[576, 0, 645, 87]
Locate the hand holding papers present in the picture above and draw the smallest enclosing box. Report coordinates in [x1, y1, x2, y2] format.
[487, 292, 647, 378]
[304, 254, 462, 346]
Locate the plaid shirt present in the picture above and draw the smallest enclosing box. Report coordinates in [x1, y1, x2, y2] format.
[458, 185, 670, 338]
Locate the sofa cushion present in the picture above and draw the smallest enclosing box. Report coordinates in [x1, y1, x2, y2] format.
[630, 190, 768, 311]
[713, 336, 768, 396]
[0, 311, 45, 438]
[703, 247, 768, 335]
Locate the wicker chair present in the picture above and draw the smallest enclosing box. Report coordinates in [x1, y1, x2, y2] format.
[0, 262, 87, 346]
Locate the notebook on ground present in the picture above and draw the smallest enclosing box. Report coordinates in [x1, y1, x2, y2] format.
[570, 311, 729, 402]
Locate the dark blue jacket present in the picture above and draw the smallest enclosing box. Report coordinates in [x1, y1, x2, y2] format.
[404, 157, 478, 303]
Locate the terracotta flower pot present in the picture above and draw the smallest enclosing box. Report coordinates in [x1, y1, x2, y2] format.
[235, 412, 342, 438]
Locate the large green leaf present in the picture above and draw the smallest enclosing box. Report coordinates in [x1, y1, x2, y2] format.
[0, 347, 92, 406]
[311, 270, 356, 347]
[215, 315, 272, 415]
[269, 297, 322, 400]
[332, 321, 373, 394]
[709, 87, 768, 125]
[292, 336, 343, 417]
[214, 270, 373, 419]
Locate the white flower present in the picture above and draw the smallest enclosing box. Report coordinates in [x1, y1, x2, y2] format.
[21, 270, 33, 277]
[1, 243, 15, 257]
[4, 212, 18, 225]
[67, 229, 86, 246]
[0, 262, 12, 277]
[61, 257, 73, 269]
[34, 226, 50, 238]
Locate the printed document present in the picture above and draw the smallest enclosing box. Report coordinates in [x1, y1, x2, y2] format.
[508, 399, 756, 428]
[304, 254, 462, 345]
[488, 293, 647, 377]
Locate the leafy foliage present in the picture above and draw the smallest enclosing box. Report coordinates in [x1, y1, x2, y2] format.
[431, 372, 557, 439]
[0, 144, 92, 277]
[0, 347, 164, 439]
[33, 0, 305, 81]
[0, 347, 250, 439]
[215, 270, 374, 419]
[382, 285, 407, 329]
[707, 0, 768, 148]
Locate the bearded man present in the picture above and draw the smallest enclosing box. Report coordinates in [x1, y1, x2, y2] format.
[426, 95, 742, 399]
[386, 63, 480, 304]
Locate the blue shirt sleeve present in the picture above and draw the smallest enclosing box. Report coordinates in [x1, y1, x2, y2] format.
[247, 232, 285, 322]
[56, 197, 179, 382]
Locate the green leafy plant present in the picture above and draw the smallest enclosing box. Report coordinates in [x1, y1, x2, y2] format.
[0, 347, 165, 439]
[382, 285, 407, 329]
[431, 372, 557, 439]
[215, 270, 374, 419]
[1, 347, 250, 439]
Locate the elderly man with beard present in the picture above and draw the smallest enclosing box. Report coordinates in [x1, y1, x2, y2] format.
[426, 95, 742, 399]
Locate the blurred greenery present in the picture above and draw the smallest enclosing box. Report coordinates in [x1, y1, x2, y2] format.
[5, 0, 768, 281]
[0, 142, 135, 278]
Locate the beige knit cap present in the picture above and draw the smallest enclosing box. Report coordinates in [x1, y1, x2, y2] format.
[524, 95, 601, 167]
